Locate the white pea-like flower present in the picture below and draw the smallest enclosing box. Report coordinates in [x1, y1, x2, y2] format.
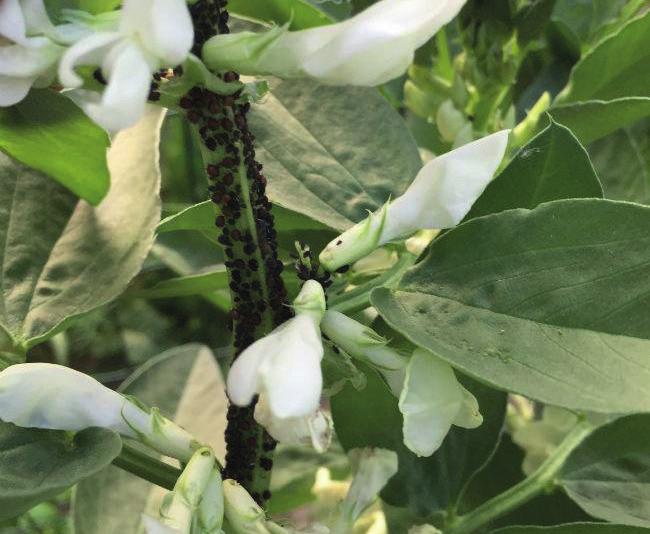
[0, 363, 199, 461]
[0, 0, 68, 105]
[202, 0, 467, 86]
[400, 349, 482, 457]
[321, 312, 482, 457]
[319, 130, 511, 271]
[226, 280, 326, 419]
[58, 0, 193, 132]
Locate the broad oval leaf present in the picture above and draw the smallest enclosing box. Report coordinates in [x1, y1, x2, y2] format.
[466, 120, 602, 220]
[556, 12, 650, 103]
[74, 344, 227, 534]
[372, 199, 650, 413]
[0, 423, 121, 521]
[0, 90, 110, 205]
[0, 108, 163, 352]
[559, 414, 650, 527]
[248, 79, 422, 231]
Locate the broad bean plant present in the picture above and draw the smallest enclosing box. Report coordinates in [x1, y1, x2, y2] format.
[1, 0, 650, 533]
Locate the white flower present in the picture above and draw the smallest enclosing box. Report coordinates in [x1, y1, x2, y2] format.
[0, 0, 66, 106]
[254, 395, 332, 453]
[400, 349, 482, 457]
[58, 0, 193, 132]
[320, 312, 482, 456]
[0, 363, 199, 461]
[319, 130, 510, 271]
[202, 0, 467, 86]
[226, 280, 326, 419]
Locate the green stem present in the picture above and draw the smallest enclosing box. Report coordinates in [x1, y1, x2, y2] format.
[112, 442, 182, 490]
[446, 418, 594, 534]
[328, 252, 417, 314]
[436, 29, 454, 81]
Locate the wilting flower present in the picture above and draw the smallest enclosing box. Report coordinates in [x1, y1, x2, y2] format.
[58, 0, 193, 132]
[203, 0, 467, 86]
[226, 280, 326, 419]
[0, 0, 68, 105]
[0, 363, 199, 461]
[254, 394, 332, 453]
[319, 130, 510, 271]
[321, 312, 482, 457]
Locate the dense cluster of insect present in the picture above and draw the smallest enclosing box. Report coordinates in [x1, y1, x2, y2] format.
[183, 0, 291, 503]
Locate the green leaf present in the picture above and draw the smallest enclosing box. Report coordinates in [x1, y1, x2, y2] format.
[589, 119, 650, 204]
[0, 424, 121, 521]
[557, 12, 650, 103]
[74, 344, 227, 534]
[372, 199, 650, 413]
[491, 524, 650, 534]
[549, 98, 650, 145]
[136, 268, 229, 298]
[467, 120, 602, 220]
[330, 363, 506, 516]
[248, 79, 422, 232]
[0, 90, 110, 205]
[228, 0, 332, 29]
[559, 414, 650, 527]
[0, 108, 163, 352]
[157, 200, 337, 252]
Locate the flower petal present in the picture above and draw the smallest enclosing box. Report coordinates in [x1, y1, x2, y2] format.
[384, 129, 510, 237]
[20, 0, 56, 36]
[0, 0, 26, 43]
[261, 314, 324, 418]
[58, 31, 121, 87]
[147, 0, 193, 65]
[319, 130, 510, 271]
[255, 395, 332, 452]
[0, 37, 62, 78]
[453, 385, 483, 429]
[399, 349, 463, 457]
[0, 363, 129, 432]
[81, 42, 153, 132]
[226, 333, 275, 407]
[0, 74, 34, 105]
[204, 0, 467, 86]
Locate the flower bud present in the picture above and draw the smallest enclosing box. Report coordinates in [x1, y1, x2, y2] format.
[159, 447, 216, 534]
[319, 130, 510, 271]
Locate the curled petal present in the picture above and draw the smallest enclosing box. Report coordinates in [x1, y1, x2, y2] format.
[255, 396, 332, 452]
[319, 130, 510, 271]
[78, 42, 153, 132]
[203, 0, 467, 86]
[453, 385, 483, 429]
[58, 31, 121, 87]
[399, 349, 463, 457]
